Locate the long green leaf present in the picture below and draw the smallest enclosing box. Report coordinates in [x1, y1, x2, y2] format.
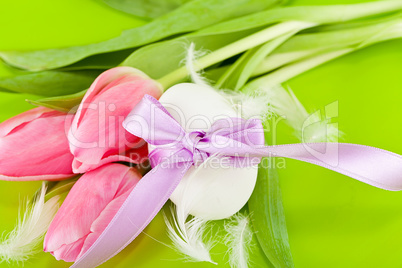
[252, 17, 402, 76]
[0, 71, 100, 97]
[0, 0, 279, 71]
[122, 28, 260, 79]
[27, 90, 87, 113]
[158, 21, 314, 89]
[276, 19, 400, 53]
[199, 1, 402, 35]
[125, 2, 402, 88]
[216, 33, 294, 90]
[101, 0, 191, 19]
[65, 14, 402, 75]
[248, 164, 294, 268]
[245, 18, 402, 89]
[59, 49, 134, 71]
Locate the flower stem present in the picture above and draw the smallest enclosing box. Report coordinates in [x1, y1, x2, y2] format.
[245, 49, 353, 91]
[252, 18, 402, 76]
[243, 18, 402, 91]
[157, 1, 402, 90]
[157, 21, 315, 89]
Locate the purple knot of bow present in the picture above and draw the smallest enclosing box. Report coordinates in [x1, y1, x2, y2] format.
[179, 130, 209, 165]
[71, 94, 402, 268]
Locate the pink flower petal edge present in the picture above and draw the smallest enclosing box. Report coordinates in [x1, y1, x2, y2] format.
[0, 107, 75, 180]
[68, 67, 163, 173]
[44, 163, 141, 262]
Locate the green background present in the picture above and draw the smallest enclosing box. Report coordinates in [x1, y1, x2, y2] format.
[0, 0, 401, 267]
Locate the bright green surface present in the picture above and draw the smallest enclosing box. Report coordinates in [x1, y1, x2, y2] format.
[1, 0, 402, 268]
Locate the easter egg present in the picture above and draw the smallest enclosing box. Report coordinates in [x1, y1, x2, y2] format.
[150, 83, 261, 220]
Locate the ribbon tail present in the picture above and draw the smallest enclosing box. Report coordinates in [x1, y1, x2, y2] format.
[259, 143, 402, 191]
[70, 162, 191, 268]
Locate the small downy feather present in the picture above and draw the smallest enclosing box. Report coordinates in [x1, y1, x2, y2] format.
[185, 42, 210, 87]
[262, 86, 342, 142]
[0, 183, 60, 263]
[163, 157, 217, 264]
[218, 89, 273, 120]
[164, 207, 215, 264]
[224, 213, 254, 268]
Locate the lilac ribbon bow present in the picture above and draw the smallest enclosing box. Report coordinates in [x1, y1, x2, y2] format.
[71, 95, 402, 268]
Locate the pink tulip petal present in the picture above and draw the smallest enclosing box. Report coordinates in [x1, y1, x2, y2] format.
[0, 108, 75, 180]
[76, 175, 138, 259]
[0, 174, 74, 181]
[0, 107, 48, 137]
[72, 67, 151, 129]
[68, 67, 162, 173]
[52, 236, 87, 262]
[44, 163, 141, 262]
[72, 142, 149, 173]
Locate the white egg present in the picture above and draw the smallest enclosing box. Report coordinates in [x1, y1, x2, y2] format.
[149, 83, 261, 220]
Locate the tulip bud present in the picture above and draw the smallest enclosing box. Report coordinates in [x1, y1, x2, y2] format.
[68, 67, 163, 173]
[0, 107, 74, 181]
[44, 163, 141, 262]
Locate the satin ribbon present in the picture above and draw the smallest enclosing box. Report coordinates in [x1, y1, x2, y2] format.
[71, 95, 402, 268]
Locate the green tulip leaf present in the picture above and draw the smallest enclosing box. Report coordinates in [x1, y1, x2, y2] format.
[252, 17, 402, 76]
[245, 18, 402, 89]
[0, 0, 280, 71]
[121, 28, 259, 80]
[27, 89, 87, 113]
[124, 1, 402, 85]
[59, 49, 135, 71]
[0, 70, 100, 97]
[216, 33, 293, 90]
[101, 0, 191, 19]
[248, 164, 295, 268]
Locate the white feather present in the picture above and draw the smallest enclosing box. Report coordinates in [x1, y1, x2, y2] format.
[218, 89, 273, 120]
[0, 183, 60, 263]
[164, 207, 215, 264]
[224, 213, 254, 268]
[262, 86, 342, 142]
[185, 42, 210, 87]
[164, 157, 218, 264]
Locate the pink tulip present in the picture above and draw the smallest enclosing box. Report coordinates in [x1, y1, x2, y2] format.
[44, 163, 141, 262]
[68, 67, 163, 173]
[0, 107, 74, 181]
